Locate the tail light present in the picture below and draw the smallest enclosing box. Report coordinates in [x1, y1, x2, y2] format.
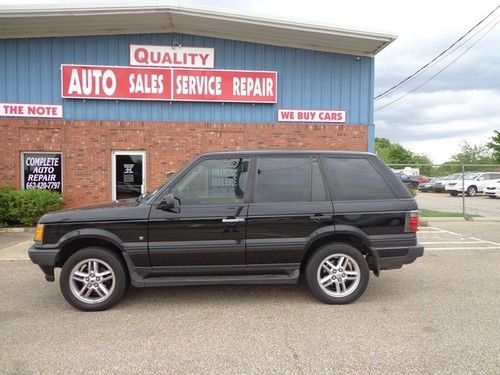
[405, 210, 419, 233]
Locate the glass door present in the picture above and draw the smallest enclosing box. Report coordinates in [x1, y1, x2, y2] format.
[112, 151, 145, 200]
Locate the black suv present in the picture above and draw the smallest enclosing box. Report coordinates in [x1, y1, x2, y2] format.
[29, 151, 424, 311]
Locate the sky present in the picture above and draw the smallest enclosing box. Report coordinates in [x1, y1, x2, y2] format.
[182, 0, 500, 163]
[3, 0, 500, 163]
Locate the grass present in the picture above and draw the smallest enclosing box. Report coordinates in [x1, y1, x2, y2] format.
[419, 209, 481, 219]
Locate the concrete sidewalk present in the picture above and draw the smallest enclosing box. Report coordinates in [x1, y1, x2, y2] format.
[0, 230, 33, 261]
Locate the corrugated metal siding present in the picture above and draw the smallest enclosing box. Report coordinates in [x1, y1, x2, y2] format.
[0, 33, 373, 124]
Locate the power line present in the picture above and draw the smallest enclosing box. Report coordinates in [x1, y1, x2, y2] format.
[374, 20, 498, 112]
[374, 4, 500, 100]
[375, 15, 498, 100]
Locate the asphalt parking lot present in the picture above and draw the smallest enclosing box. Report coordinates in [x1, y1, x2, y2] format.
[1, 223, 499, 375]
[415, 191, 500, 217]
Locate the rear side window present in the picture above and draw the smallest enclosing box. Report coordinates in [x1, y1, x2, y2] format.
[325, 157, 396, 200]
[254, 157, 327, 203]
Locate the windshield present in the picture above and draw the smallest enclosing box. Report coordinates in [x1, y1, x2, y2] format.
[444, 173, 461, 180]
[144, 169, 179, 203]
[463, 173, 481, 180]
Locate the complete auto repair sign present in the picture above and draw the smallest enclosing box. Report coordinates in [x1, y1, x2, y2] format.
[61, 45, 277, 103]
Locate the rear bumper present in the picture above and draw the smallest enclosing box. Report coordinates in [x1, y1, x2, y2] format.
[28, 244, 60, 282]
[376, 244, 424, 270]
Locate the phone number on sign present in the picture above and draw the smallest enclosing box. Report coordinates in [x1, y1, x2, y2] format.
[25, 182, 61, 190]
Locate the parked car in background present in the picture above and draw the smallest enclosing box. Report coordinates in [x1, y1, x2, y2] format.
[418, 178, 436, 192]
[395, 171, 419, 188]
[484, 179, 500, 198]
[446, 172, 500, 197]
[416, 175, 430, 184]
[432, 173, 462, 193]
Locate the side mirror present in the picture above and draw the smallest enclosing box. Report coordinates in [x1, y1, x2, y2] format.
[156, 193, 180, 212]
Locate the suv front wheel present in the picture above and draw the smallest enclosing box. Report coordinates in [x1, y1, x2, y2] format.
[306, 243, 369, 304]
[60, 247, 129, 311]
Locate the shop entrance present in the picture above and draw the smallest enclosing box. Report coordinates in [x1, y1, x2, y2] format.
[111, 151, 145, 200]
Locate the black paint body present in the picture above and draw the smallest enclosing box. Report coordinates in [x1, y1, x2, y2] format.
[30, 151, 424, 285]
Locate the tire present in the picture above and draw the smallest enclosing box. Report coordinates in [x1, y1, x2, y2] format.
[466, 186, 477, 197]
[305, 243, 369, 304]
[449, 191, 459, 196]
[60, 247, 129, 311]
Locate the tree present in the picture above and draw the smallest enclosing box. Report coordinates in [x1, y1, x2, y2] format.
[375, 138, 432, 174]
[487, 130, 500, 163]
[448, 141, 494, 165]
[375, 137, 414, 164]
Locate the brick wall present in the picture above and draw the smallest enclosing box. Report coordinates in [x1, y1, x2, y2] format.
[0, 119, 367, 207]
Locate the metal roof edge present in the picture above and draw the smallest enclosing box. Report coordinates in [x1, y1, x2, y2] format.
[0, 2, 397, 55]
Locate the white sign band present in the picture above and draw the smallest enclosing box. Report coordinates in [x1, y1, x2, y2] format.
[130, 44, 215, 68]
[278, 109, 346, 123]
[1, 103, 63, 118]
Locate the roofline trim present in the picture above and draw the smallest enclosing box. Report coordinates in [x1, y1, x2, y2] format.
[0, 3, 397, 56]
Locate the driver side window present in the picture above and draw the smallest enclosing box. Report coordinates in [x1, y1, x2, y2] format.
[171, 158, 249, 205]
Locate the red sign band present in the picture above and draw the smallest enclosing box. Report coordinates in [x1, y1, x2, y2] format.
[61, 65, 277, 103]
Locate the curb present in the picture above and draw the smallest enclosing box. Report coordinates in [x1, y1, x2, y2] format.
[421, 217, 466, 223]
[470, 217, 500, 222]
[0, 227, 35, 233]
[422, 217, 500, 224]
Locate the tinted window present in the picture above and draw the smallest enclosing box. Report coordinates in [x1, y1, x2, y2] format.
[325, 157, 396, 200]
[254, 157, 326, 203]
[312, 158, 327, 201]
[171, 158, 249, 205]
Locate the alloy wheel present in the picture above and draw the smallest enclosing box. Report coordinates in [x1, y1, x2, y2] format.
[316, 253, 361, 297]
[69, 258, 116, 304]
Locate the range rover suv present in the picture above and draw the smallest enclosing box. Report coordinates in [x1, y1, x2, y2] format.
[29, 151, 424, 311]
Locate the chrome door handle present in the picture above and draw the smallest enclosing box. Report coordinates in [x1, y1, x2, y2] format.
[310, 214, 327, 223]
[222, 217, 246, 223]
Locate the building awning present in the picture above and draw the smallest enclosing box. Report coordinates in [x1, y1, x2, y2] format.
[0, 1, 396, 56]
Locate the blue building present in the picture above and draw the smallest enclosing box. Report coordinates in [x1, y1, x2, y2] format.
[0, 3, 395, 206]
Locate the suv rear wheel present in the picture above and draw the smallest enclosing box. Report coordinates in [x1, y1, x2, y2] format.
[60, 247, 128, 311]
[306, 243, 369, 304]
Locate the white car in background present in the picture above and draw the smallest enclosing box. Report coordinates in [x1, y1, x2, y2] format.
[446, 172, 500, 197]
[484, 180, 500, 198]
[432, 173, 462, 192]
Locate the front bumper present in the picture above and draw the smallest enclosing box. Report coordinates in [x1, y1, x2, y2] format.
[28, 244, 60, 282]
[377, 244, 424, 270]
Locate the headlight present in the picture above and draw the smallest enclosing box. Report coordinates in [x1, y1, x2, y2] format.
[34, 224, 44, 243]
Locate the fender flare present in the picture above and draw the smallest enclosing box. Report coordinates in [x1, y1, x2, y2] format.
[56, 228, 125, 252]
[304, 225, 380, 274]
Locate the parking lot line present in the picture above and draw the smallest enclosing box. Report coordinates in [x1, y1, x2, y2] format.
[419, 226, 500, 251]
[420, 241, 482, 244]
[469, 237, 500, 247]
[424, 246, 500, 250]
